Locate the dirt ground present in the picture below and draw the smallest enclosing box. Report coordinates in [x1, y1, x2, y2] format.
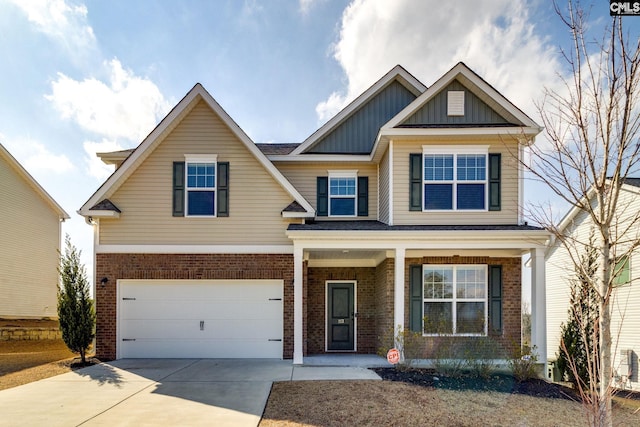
[0, 319, 95, 391]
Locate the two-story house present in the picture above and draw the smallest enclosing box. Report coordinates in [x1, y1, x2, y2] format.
[79, 63, 550, 365]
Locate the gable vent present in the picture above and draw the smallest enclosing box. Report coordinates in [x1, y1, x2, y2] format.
[447, 90, 465, 116]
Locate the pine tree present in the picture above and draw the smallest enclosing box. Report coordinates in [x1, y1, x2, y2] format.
[57, 235, 95, 364]
[556, 231, 599, 389]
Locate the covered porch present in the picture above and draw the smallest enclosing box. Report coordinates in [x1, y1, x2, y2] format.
[287, 222, 550, 366]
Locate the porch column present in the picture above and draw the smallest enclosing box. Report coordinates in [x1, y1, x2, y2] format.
[394, 247, 405, 340]
[293, 244, 304, 365]
[530, 248, 547, 364]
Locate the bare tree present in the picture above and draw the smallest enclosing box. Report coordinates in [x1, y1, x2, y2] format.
[523, 1, 640, 425]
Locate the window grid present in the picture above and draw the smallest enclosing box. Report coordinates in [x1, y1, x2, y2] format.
[329, 176, 356, 216]
[423, 265, 487, 336]
[423, 153, 487, 211]
[186, 161, 216, 216]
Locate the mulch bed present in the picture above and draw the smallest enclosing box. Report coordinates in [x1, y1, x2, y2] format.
[373, 368, 579, 400]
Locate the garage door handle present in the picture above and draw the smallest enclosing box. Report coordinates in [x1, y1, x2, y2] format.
[122, 297, 136, 301]
[268, 339, 282, 342]
[269, 298, 282, 301]
[122, 338, 136, 341]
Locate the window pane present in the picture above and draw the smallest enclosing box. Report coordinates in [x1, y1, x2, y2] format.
[424, 267, 453, 299]
[424, 154, 453, 181]
[187, 162, 215, 189]
[456, 267, 486, 298]
[424, 302, 453, 334]
[330, 177, 355, 196]
[457, 302, 485, 333]
[613, 257, 630, 285]
[457, 183, 485, 209]
[424, 184, 453, 210]
[330, 198, 355, 215]
[187, 191, 215, 215]
[457, 155, 486, 181]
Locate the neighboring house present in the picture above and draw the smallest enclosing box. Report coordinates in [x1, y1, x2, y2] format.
[547, 179, 640, 390]
[79, 62, 551, 364]
[0, 143, 69, 319]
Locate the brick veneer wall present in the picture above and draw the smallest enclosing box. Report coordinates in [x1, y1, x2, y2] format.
[404, 256, 522, 358]
[95, 253, 293, 361]
[306, 267, 377, 354]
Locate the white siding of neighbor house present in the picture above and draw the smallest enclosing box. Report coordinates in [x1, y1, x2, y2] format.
[0, 155, 62, 319]
[391, 138, 520, 225]
[99, 100, 295, 246]
[546, 186, 640, 391]
[274, 162, 378, 220]
[378, 148, 390, 224]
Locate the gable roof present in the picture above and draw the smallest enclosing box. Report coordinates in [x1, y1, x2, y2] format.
[79, 83, 315, 218]
[288, 65, 427, 156]
[0, 143, 69, 220]
[382, 62, 542, 139]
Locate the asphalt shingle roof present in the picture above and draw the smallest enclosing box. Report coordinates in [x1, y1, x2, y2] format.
[287, 220, 545, 232]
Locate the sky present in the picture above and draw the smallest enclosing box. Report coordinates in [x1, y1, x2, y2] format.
[0, 0, 638, 284]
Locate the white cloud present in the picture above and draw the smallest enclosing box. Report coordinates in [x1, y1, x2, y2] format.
[82, 139, 123, 181]
[319, 0, 560, 122]
[46, 58, 171, 142]
[8, 0, 96, 52]
[299, 0, 324, 16]
[1, 134, 73, 175]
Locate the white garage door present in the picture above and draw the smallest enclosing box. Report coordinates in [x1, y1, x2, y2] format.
[118, 280, 283, 359]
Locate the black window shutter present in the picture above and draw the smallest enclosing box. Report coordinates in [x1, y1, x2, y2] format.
[488, 153, 501, 211]
[357, 176, 368, 217]
[172, 162, 185, 217]
[317, 177, 328, 216]
[409, 154, 422, 211]
[217, 162, 229, 217]
[489, 265, 503, 334]
[409, 265, 423, 332]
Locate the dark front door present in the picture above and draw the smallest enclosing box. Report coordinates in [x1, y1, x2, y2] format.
[327, 282, 355, 351]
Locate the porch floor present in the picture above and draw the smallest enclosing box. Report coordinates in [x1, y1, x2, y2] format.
[303, 354, 389, 368]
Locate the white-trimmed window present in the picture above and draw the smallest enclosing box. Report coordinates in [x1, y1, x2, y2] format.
[423, 146, 488, 211]
[329, 171, 357, 217]
[423, 265, 487, 335]
[185, 155, 217, 216]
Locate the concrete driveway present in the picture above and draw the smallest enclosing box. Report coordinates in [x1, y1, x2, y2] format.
[0, 359, 381, 427]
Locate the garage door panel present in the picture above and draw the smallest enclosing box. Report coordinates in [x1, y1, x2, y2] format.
[118, 280, 283, 359]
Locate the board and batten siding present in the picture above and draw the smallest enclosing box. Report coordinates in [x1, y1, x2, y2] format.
[0, 156, 61, 318]
[275, 162, 378, 220]
[378, 148, 390, 224]
[391, 139, 520, 225]
[99, 100, 295, 246]
[546, 188, 640, 390]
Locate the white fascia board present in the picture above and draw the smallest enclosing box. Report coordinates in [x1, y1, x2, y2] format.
[268, 154, 373, 162]
[291, 66, 426, 156]
[286, 230, 551, 249]
[80, 84, 315, 218]
[96, 244, 294, 254]
[379, 127, 541, 139]
[282, 211, 315, 218]
[84, 210, 121, 219]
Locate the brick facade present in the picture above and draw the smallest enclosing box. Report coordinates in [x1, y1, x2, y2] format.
[95, 253, 293, 360]
[97, 253, 521, 361]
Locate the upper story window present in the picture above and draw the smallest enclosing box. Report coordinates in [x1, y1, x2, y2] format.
[423, 146, 488, 211]
[185, 155, 217, 216]
[329, 171, 357, 216]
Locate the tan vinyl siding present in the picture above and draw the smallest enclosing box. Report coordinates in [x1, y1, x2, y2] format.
[546, 188, 640, 390]
[392, 139, 519, 225]
[275, 162, 378, 220]
[0, 157, 61, 318]
[99, 100, 294, 246]
[378, 148, 390, 224]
